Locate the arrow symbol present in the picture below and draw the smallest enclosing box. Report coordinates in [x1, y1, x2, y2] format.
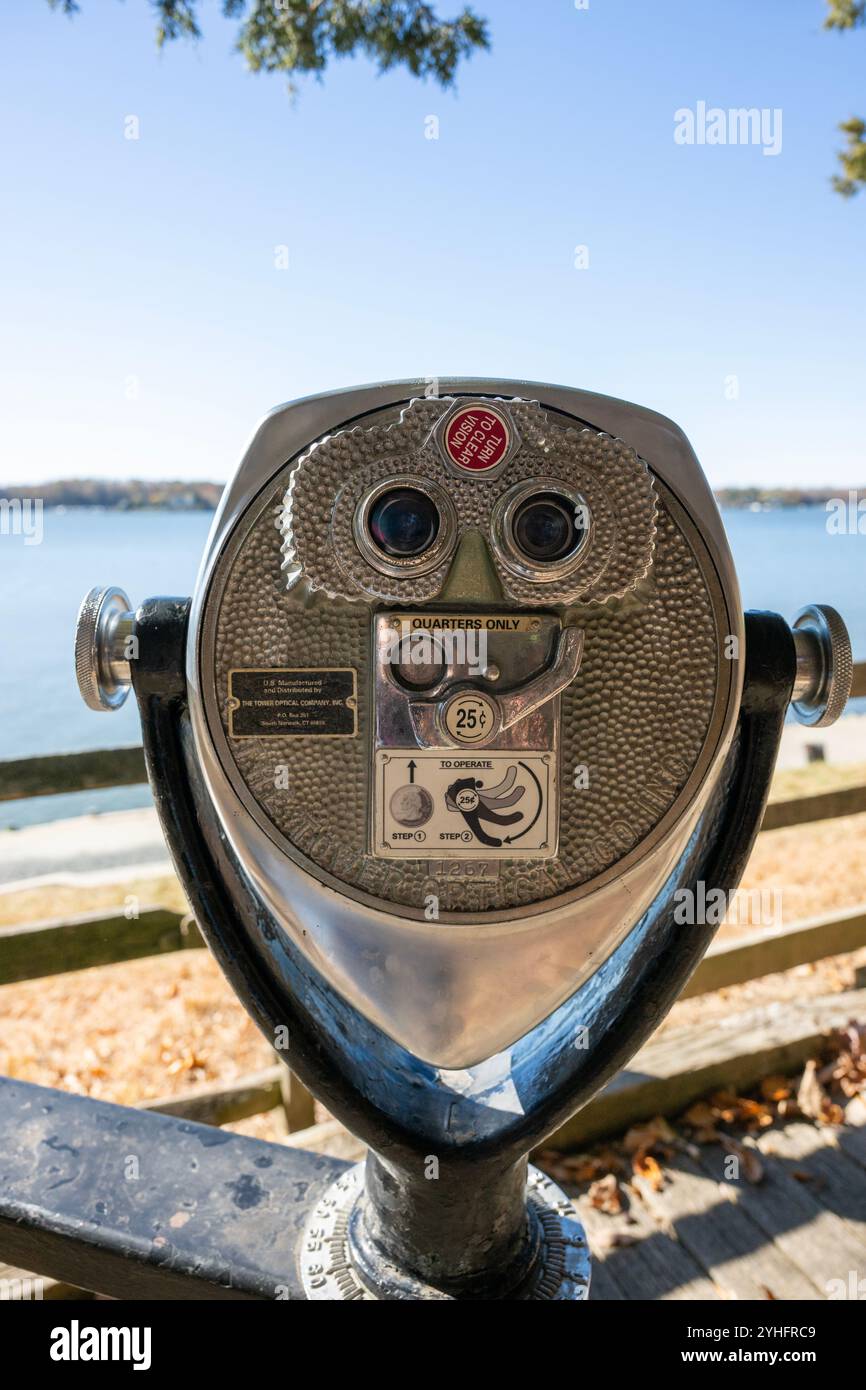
[503, 761, 543, 844]
[407, 760, 417, 783]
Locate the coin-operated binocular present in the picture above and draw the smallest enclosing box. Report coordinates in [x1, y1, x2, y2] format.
[75, 380, 854, 1300]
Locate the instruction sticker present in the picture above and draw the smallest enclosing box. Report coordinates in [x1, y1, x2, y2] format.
[228, 668, 357, 738]
[374, 750, 556, 860]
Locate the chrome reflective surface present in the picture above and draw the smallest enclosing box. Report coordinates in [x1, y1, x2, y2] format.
[490, 478, 593, 583]
[186, 380, 743, 1067]
[790, 603, 852, 727]
[351, 474, 458, 579]
[74, 585, 134, 712]
[496, 626, 584, 731]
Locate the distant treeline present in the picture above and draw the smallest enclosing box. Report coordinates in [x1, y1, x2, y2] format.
[1, 480, 861, 511]
[715, 487, 862, 510]
[1, 480, 223, 510]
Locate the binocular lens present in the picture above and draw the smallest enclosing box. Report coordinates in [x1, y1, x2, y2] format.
[512, 493, 584, 563]
[368, 488, 440, 557]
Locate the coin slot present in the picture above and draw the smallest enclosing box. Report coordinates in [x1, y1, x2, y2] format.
[390, 634, 448, 692]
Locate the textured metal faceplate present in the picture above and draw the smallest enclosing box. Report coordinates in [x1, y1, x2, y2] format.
[209, 420, 722, 917]
[279, 398, 658, 606]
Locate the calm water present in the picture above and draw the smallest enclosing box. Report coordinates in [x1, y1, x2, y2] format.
[1, 506, 864, 829]
[1, 510, 214, 829]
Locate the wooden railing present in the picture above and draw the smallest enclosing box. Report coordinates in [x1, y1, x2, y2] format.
[0, 746, 147, 802]
[0, 744, 315, 1133]
[3, 740, 866, 1137]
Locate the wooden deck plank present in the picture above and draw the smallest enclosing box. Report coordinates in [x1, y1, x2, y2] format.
[285, 1092, 866, 1300]
[631, 1154, 822, 1301]
[837, 1097, 866, 1170]
[585, 1250, 626, 1301]
[694, 1129, 866, 1295]
[575, 1189, 720, 1302]
[757, 1121, 866, 1239]
[0, 1263, 90, 1299]
[547, 988, 866, 1150]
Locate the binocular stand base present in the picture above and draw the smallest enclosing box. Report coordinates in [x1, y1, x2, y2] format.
[300, 1162, 591, 1301]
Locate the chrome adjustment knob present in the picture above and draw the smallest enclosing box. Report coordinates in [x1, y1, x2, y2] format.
[74, 586, 135, 712]
[790, 603, 853, 728]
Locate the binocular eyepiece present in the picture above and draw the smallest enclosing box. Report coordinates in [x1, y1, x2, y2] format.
[75, 379, 854, 1300]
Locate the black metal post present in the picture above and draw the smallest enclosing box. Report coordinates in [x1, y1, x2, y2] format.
[352, 1151, 535, 1298]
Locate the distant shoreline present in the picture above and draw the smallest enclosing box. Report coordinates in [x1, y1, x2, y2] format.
[2, 481, 222, 511]
[715, 488, 865, 511]
[2, 482, 863, 512]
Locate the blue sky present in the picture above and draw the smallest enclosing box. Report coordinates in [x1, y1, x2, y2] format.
[1, 0, 864, 487]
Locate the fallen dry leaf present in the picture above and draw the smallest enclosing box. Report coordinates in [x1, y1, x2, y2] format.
[735, 1098, 775, 1130]
[717, 1133, 764, 1185]
[622, 1115, 676, 1154]
[682, 1100, 717, 1129]
[632, 1149, 666, 1192]
[588, 1173, 625, 1215]
[790, 1169, 826, 1192]
[561, 1155, 605, 1182]
[796, 1060, 826, 1121]
[760, 1075, 792, 1103]
[535, 1149, 622, 1185]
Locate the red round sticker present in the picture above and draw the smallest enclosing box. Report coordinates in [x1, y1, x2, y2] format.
[443, 406, 509, 473]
